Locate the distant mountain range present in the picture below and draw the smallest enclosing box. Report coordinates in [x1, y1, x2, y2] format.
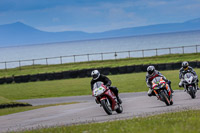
[1, 18, 200, 47]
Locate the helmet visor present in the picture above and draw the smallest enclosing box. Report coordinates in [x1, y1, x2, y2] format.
[92, 74, 98, 79]
[183, 66, 188, 70]
[148, 70, 154, 75]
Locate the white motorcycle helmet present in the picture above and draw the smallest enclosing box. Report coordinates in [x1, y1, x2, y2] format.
[182, 61, 189, 70]
[147, 66, 155, 76]
[91, 70, 100, 80]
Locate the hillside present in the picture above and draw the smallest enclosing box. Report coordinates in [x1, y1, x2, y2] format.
[0, 18, 200, 47]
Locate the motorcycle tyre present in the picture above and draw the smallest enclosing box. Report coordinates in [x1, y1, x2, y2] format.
[160, 90, 170, 106]
[101, 99, 112, 115]
[189, 86, 196, 99]
[169, 94, 173, 105]
[116, 104, 123, 114]
[170, 100, 173, 105]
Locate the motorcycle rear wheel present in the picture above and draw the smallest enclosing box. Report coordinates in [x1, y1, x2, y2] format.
[101, 99, 112, 115]
[116, 104, 123, 113]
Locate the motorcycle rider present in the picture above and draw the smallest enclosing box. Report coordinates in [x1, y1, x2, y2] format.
[179, 61, 199, 90]
[146, 65, 173, 96]
[90, 70, 122, 104]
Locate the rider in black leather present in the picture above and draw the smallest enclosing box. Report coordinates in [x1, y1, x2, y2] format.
[90, 70, 122, 104]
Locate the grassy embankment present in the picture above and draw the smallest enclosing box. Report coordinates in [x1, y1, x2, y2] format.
[1, 68, 200, 116]
[1, 53, 200, 78]
[0, 53, 200, 115]
[19, 110, 200, 133]
[1, 69, 194, 100]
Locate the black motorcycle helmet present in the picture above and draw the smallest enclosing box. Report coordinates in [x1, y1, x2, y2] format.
[182, 61, 189, 70]
[147, 66, 155, 75]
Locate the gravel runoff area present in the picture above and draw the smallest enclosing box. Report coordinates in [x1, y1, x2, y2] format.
[0, 90, 200, 132]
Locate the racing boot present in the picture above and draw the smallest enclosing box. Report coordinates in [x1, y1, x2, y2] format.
[196, 80, 200, 90]
[183, 87, 187, 92]
[168, 80, 174, 93]
[196, 86, 200, 90]
[169, 87, 174, 93]
[110, 86, 122, 104]
[147, 88, 153, 97]
[116, 95, 122, 104]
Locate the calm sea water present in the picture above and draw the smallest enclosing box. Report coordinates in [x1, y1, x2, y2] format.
[0, 30, 200, 69]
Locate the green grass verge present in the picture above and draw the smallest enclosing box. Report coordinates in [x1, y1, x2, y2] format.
[1, 68, 198, 100]
[18, 110, 200, 133]
[0, 68, 186, 114]
[1, 53, 200, 78]
[0, 96, 12, 104]
[0, 102, 78, 116]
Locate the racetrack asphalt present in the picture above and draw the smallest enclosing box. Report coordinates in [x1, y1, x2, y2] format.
[0, 90, 200, 132]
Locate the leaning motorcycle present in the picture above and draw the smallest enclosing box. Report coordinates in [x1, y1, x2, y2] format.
[92, 81, 123, 115]
[183, 73, 197, 99]
[152, 77, 173, 106]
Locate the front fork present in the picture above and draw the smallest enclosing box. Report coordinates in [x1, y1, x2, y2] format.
[184, 84, 197, 93]
[165, 84, 172, 96]
[153, 90, 160, 100]
[154, 89, 172, 101]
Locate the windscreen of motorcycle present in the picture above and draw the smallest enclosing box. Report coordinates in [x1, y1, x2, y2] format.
[184, 73, 194, 84]
[93, 81, 104, 90]
[152, 77, 162, 85]
[184, 73, 194, 80]
[93, 81, 105, 96]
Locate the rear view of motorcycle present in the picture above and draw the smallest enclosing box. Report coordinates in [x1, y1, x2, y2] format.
[183, 73, 197, 99]
[92, 82, 123, 115]
[152, 77, 173, 106]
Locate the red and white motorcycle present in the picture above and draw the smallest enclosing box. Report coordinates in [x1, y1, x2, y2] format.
[92, 81, 123, 115]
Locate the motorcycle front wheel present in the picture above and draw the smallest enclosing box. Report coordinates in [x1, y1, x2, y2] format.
[160, 90, 170, 106]
[188, 86, 196, 99]
[101, 99, 112, 115]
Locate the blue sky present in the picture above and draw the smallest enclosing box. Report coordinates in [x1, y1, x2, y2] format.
[0, 0, 200, 33]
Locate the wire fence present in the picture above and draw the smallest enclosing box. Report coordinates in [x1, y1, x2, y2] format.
[0, 44, 200, 70]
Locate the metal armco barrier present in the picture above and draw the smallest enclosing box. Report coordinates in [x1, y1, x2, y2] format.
[0, 61, 200, 85]
[0, 44, 199, 70]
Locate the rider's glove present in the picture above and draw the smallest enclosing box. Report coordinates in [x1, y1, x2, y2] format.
[194, 76, 198, 80]
[106, 83, 111, 87]
[165, 79, 169, 82]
